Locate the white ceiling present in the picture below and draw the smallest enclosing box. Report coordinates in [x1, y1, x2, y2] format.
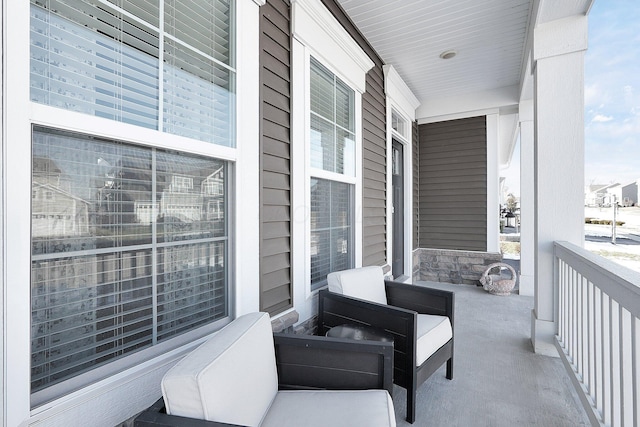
[337, 0, 595, 121]
[338, 0, 532, 113]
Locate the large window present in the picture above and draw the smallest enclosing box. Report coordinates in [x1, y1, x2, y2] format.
[28, 0, 235, 402]
[30, 0, 235, 146]
[309, 57, 355, 289]
[31, 127, 229, 394]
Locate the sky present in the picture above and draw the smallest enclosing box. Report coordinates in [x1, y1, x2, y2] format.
[502, 0, 640, 196]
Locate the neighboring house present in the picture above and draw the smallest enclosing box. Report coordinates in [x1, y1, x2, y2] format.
[0, 0, 598, 425]
[621, 180, 639, 206]
[585, 182, 621, 206]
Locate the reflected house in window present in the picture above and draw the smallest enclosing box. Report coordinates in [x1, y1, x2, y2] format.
[32, 157, 90, 238]
[159, 175, 202, 223]
[202, 166, 225, 221]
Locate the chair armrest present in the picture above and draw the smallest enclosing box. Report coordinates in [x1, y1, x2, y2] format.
[385, 280, 455, 327]
[273, 333, 393, 395]
[318, 289, 418, 366]
[134, 398, 243, 427]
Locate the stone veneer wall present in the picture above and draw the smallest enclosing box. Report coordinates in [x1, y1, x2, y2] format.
[413, 248, 502, 285]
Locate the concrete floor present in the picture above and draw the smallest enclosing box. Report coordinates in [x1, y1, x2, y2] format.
[391, 282, 590, 427]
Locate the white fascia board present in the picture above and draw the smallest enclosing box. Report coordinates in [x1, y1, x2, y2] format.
[383, 64, 420, 121]
[291, 0, 374, 93]
[252, 0, 266, 5]
[416, 85, 519, 123]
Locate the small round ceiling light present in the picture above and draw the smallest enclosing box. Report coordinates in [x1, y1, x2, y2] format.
[439, 50, 457, 60]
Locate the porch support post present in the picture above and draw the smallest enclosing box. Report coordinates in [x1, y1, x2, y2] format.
[518, 99, 534, 297]
[531, 15, 587, 355]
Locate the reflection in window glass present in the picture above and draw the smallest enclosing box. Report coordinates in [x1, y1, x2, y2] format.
[310, 178, 353, 289]
[31, 127, 229, 393]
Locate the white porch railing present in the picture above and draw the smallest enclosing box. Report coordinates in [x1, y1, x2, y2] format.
[554, 241, 640, 427]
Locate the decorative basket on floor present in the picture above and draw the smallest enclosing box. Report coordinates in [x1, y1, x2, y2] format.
[479, 262, 517, 296]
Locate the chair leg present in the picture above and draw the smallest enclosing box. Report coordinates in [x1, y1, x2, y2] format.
[446, 357, 453, 380]
[406, 384, 416, 423]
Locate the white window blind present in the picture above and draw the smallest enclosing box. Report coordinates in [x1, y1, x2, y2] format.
[310, 179, 353, 289]
[310, 57, 355, 176]
[30, 0, 235, 146]
[31, 127, 229, 397]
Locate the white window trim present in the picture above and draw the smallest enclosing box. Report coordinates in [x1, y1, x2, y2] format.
[3, 0, 261, 425]
[383, 65, 419, 278]
[291, 0, 373, 93]
[291, 0, 372, 322]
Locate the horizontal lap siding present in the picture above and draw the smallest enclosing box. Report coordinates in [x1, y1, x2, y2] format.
[418, 116, 487, 251]
[260, 0, 292, 315]
[362, 65, 387, 267]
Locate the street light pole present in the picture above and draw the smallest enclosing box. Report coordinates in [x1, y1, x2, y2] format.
[611, 196, 617, 245]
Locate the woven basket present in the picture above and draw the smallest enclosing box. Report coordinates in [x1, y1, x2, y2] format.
[479, 262, 517, 296]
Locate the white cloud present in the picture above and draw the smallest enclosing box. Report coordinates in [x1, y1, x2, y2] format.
[592, 114, 613, 123]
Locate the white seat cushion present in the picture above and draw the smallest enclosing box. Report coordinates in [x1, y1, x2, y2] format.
[415, 314, 453, 366]
[262, 390, 396, 427]
[162, 312, 278, 427]
[327, 266, 388, 305]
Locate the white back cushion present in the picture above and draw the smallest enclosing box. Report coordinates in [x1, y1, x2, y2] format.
[327, 266, 388, 305]
[162, 312, 278, 427]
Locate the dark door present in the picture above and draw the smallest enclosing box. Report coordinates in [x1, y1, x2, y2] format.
[392, 140, 404, 278]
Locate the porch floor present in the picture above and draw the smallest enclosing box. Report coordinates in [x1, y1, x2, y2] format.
[392, 281, 590, 426]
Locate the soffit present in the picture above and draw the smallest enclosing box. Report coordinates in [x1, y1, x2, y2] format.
[337, 0, 533, 112]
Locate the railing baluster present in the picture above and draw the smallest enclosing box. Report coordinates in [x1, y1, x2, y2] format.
[603, 293, 611, 426]
[594, 285, 602, 413]
[587, 280, 594, 402]
[611, 299, 620, 426]
[621, 308, 633, 426]
[633, 317, 639, 427]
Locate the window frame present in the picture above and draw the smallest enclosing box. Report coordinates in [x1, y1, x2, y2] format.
[308, 56, 357, 291]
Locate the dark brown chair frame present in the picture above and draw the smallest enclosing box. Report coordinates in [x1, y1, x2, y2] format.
[134, 333, 394, 427]
[318, 280, 454, 423]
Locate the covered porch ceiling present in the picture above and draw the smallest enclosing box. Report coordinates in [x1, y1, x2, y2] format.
[337, 0, 595, 164]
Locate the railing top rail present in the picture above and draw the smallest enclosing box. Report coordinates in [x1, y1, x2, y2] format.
[554, 241, 640, 317]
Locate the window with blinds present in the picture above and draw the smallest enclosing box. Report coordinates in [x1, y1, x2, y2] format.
[31, 126, 229, 397]
[309, 57, 355, 289]
[30, 0, 235, 147]
[310, 179, 353, 288]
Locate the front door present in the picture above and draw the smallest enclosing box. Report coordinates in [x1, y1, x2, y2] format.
[392, 140, 404, 278]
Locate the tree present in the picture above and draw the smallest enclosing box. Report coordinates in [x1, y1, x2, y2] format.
[506, 194, 518, 213]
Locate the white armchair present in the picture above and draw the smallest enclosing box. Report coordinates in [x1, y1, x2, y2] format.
[135, 312, 396, 427]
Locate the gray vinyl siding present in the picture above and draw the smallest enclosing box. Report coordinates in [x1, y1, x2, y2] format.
[362, 66, 387, 266]
[412, 120, 419, 250]
[260, 0, 292, 315]
[417, 116, 487, 251]
[320, 0, 387, 268]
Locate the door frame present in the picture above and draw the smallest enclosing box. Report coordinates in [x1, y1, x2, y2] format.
[391, 139, 405, 278]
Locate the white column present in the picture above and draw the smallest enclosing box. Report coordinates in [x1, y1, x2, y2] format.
[486, 114, 500, 253]
[531, 15, 587, 355]
[519, 100, 535, 297]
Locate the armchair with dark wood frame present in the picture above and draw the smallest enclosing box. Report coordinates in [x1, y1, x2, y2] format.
[134, 312, 395, 427]
[317, 266, 454, 424]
